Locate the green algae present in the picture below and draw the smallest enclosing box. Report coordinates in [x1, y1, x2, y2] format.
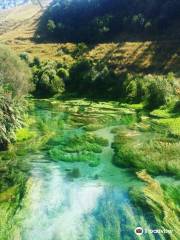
[130, 171, 180, 240]
[0, 98, 180, 239]
[49, 148, 100, 167]
[112, 128, 180, 177]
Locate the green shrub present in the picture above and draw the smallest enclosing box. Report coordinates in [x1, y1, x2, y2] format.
[19, 52, 29, 63]
[47, 19, 56, 32]
[123, 73, 176, 109]
[0, 45, 32, 150]
[72, 43, 88, 58]
[57, 68, 69, 81]
[32, 56, 41, 67]
[0, 45, 32, 97]
[32, 61, 65, 97]
[123, 74, 147, 103]
[146, 75, 173, 109]
[69, 58, 93, 93]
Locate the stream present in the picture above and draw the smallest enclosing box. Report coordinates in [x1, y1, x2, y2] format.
[10, 99, 171, 240]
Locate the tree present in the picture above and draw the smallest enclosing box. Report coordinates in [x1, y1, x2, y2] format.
[146, 75, 173, 109]
[47, 20, 56, 32]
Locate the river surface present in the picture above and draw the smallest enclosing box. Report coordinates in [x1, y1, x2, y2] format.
[12, 100, 169, 240]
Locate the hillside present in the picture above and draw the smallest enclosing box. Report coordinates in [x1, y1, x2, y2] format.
[0, 1, 51, 44]
[37, 0, 180, 43]
[0, 2, 180, 240]
[0, 1, 180, 76]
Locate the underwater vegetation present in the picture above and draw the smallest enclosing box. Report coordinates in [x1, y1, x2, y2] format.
[130, 170, 180, 239]
[112, 126, 180, 178]
[0, 98, 179, 240]
[49, 132, 108, 167]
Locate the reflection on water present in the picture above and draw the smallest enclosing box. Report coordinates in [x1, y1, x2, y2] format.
[20, 161, 103, 240]
[16, 152, 157, 240]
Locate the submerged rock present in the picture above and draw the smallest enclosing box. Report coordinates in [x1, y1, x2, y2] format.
[67, 168, 81, 179]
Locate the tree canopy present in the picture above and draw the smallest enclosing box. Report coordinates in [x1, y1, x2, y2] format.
[37, 0, 180, 42]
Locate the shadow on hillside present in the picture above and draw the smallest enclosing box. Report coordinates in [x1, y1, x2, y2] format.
[100, 41, 180, 76]
[33, 0, 180, 76]
[34, 0, 180, 44]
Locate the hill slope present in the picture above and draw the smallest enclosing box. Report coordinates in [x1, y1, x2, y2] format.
[37, 0, 180, 43]
[0, 1, 51, 44]
[0, 1, 179, 76]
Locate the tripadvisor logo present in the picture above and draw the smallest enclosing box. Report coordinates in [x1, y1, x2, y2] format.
[134, 227, 173, 236]
[135, 227, 143, 236]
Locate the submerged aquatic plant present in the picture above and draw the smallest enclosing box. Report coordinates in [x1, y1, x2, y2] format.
[130, 170, 180, 239]
[112, 128, 180, 177]
[49, 148, 100, 167]
[48, 130, 108, 166]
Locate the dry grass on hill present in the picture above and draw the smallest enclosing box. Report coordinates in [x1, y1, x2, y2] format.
[0, 1, 51, 44]
[0, 2, 180, 75]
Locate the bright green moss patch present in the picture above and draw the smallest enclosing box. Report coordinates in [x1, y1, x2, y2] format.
[121, 103, 144, 110]
[16, 128, 37, 142]
[130, 171, 180, 239]
[48, 131, 108, 166]
[112, 129, 180, 177]
[150, 109, 172, 118]
[49, 148, 100, 167]
[154, 117, 180, 137]
[0, 186, 18, 203]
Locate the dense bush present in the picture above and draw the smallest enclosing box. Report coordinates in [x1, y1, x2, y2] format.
[68, 58, 93, 93]
[146, 75, 174, 109]
[123, 74, 147, 103]
[0, 88, 22, 149]
[32, 61, 65, 97]
[0, 45, 32, 150]
[123, 73, 176, 109]
[37, 0, 180, 42]
[68, 58, 120, 98]
[0, 45, 32, 97]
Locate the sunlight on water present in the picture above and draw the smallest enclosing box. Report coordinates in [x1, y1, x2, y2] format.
[20, 161, 104, 240]
[11, 102, 169, 240]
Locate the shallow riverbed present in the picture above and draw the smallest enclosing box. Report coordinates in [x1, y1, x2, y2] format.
[2, 99, 178, 240]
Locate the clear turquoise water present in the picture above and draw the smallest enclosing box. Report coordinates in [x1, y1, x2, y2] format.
[12, 101, 169, 240]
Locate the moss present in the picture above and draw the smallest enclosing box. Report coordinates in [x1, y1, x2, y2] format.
[133, 171, 180, 239]
[67, 168, 81, 178]
[16, 128, 37, 142]
[90, 136, 109, 146]
[84, 123, 103, 131]
[121, 103, 144, 110]
[112, 129, 180, 177]
[150, 109, 172, 118]
[0, 186, 18, 203]
[49, 148, 100, 167]
[154, 117, 180, 137]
